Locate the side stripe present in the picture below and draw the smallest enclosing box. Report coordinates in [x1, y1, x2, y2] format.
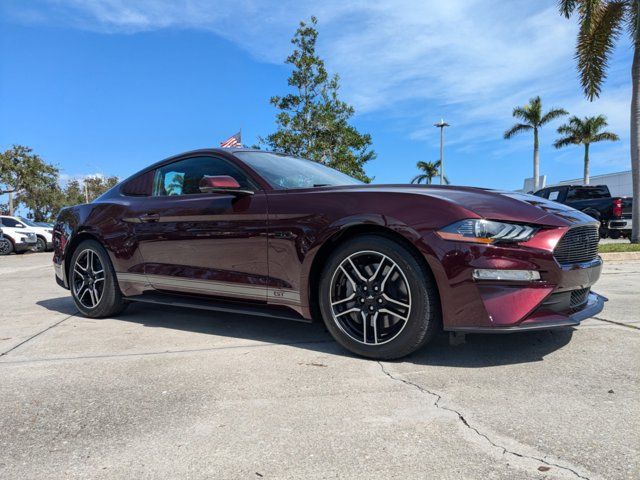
[116, 272, 300, 302]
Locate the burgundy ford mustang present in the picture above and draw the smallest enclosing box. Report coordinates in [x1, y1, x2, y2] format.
[53, 149, 606, 359]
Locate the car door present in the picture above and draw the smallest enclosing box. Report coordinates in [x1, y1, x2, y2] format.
[132, 155, 269, 302]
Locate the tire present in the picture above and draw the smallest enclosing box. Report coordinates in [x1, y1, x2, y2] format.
[0, 238, 13, 255]
[582, 209, 600, 221]
[69, 239, 127, 318]
[319, 235, 440, 360]
[35, 236, 46, 253]
[608, 230, 621, 240]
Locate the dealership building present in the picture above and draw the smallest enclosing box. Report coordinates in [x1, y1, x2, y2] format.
[522, 170, 633, 196]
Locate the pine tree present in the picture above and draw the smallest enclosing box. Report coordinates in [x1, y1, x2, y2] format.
[263, 17, 375, 182]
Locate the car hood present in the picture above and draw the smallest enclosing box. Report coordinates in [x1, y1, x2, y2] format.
[339, 184, 596, 227]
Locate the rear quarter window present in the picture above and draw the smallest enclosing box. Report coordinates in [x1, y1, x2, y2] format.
[121, 170, 154, 196]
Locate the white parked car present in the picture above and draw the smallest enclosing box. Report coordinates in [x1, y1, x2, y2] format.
[0, 216, 41, 254]
[0, 227, 10, 255]
[16, 216, 54, 252]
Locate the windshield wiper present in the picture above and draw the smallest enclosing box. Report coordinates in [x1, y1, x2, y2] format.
[313, 183, 330, 187]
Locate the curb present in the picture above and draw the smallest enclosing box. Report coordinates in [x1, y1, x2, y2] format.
[600, 252, 640, 262]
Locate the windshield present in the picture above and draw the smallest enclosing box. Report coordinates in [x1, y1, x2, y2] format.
[235, 152, 362, 190]
[18, 217, 38, 227]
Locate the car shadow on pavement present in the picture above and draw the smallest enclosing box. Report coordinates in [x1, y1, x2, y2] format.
[405, 328, 575, 368]
[36, 296, 79, 316]
[37, 296, 574, 368]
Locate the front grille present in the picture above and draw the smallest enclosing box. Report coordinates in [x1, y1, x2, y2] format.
[553, 225, 599, 266]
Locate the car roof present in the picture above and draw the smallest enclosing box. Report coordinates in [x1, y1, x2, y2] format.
[555, 185, 607, 188]
[138, 148, 263, 172]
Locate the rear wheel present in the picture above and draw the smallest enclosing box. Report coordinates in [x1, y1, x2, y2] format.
[319, 235, 440, 359]
[70, 240, 127, 318]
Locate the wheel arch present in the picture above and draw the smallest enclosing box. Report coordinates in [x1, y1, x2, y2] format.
[305, 223, 441, 322]
[581, 208, 601, 221]
[35, 234, 48, 246]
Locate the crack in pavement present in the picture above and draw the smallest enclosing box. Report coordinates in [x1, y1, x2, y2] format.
[377, 361, 591, 480]
[0, 338, 336, 365]
[599, 270, 640, 275]
[592, 316, 640, 330]
[0, 311, 78, 357]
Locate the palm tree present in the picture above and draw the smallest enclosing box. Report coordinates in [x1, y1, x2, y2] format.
[504, 96, 568, 191]
[559, 0, 639, 242]
[554, 115, 620, 184]
[412, 161, 448, 184]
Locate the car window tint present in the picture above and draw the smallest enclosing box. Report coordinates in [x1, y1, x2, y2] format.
[534, 189, 548, 198]
[548, 190, 560, 201]
[121, 170, 154, 196]
[152, 156, 256, 196]
[566, 187, 608, 200]
[1, 217, 21, 227]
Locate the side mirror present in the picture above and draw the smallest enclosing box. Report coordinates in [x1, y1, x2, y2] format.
[198, 175, 253, 196]
[16, 223, 25, 228]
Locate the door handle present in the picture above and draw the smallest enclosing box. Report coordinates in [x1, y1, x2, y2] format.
[139, 213, 160, 223]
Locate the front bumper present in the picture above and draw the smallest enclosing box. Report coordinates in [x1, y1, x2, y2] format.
[422, 225, 606, 332]
[449, 292, 607, 333]
[15, 239, 37, 252]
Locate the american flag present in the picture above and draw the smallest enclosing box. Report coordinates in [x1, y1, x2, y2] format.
[220, 131, 242, 148]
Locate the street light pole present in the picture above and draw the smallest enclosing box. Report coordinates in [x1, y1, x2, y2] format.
[434, 119, 450, 185]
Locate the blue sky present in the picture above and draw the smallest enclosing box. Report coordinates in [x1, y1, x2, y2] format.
[0, 0, 632, 194]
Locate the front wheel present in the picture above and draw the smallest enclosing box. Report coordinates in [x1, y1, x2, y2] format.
[319, 235, 440, 360]
[0, 238, 13, 255]
[69, 240, 127, 318]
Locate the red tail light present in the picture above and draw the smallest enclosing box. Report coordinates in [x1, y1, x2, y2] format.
[613, 198, 623, 218]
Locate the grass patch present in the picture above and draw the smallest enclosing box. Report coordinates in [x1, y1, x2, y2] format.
[599, 243, 640, 253]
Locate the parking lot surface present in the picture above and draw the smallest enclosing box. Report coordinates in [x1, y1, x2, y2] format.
[1, 253, 638, 479]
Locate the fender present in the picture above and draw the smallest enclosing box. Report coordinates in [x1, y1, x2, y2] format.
[297, 213, 442, 317]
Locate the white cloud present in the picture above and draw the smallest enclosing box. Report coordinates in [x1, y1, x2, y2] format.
[4, 0, 632, 154]
[58, 172, 116, 187]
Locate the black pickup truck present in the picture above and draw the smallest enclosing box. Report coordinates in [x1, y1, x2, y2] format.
[533, 185, 633, 239]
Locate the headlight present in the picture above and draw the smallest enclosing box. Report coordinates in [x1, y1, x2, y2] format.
[437, 219, 537, 244]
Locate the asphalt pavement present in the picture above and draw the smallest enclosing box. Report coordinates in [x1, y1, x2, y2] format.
[0, 253, 638, 479]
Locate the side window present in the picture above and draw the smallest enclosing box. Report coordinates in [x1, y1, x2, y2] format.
[152, 157, 256, 197]
[548, 190, 560, 201]
[1, 217, 21, 228]
[534, 189, 548, 198]
[566, 188, 584, 200]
